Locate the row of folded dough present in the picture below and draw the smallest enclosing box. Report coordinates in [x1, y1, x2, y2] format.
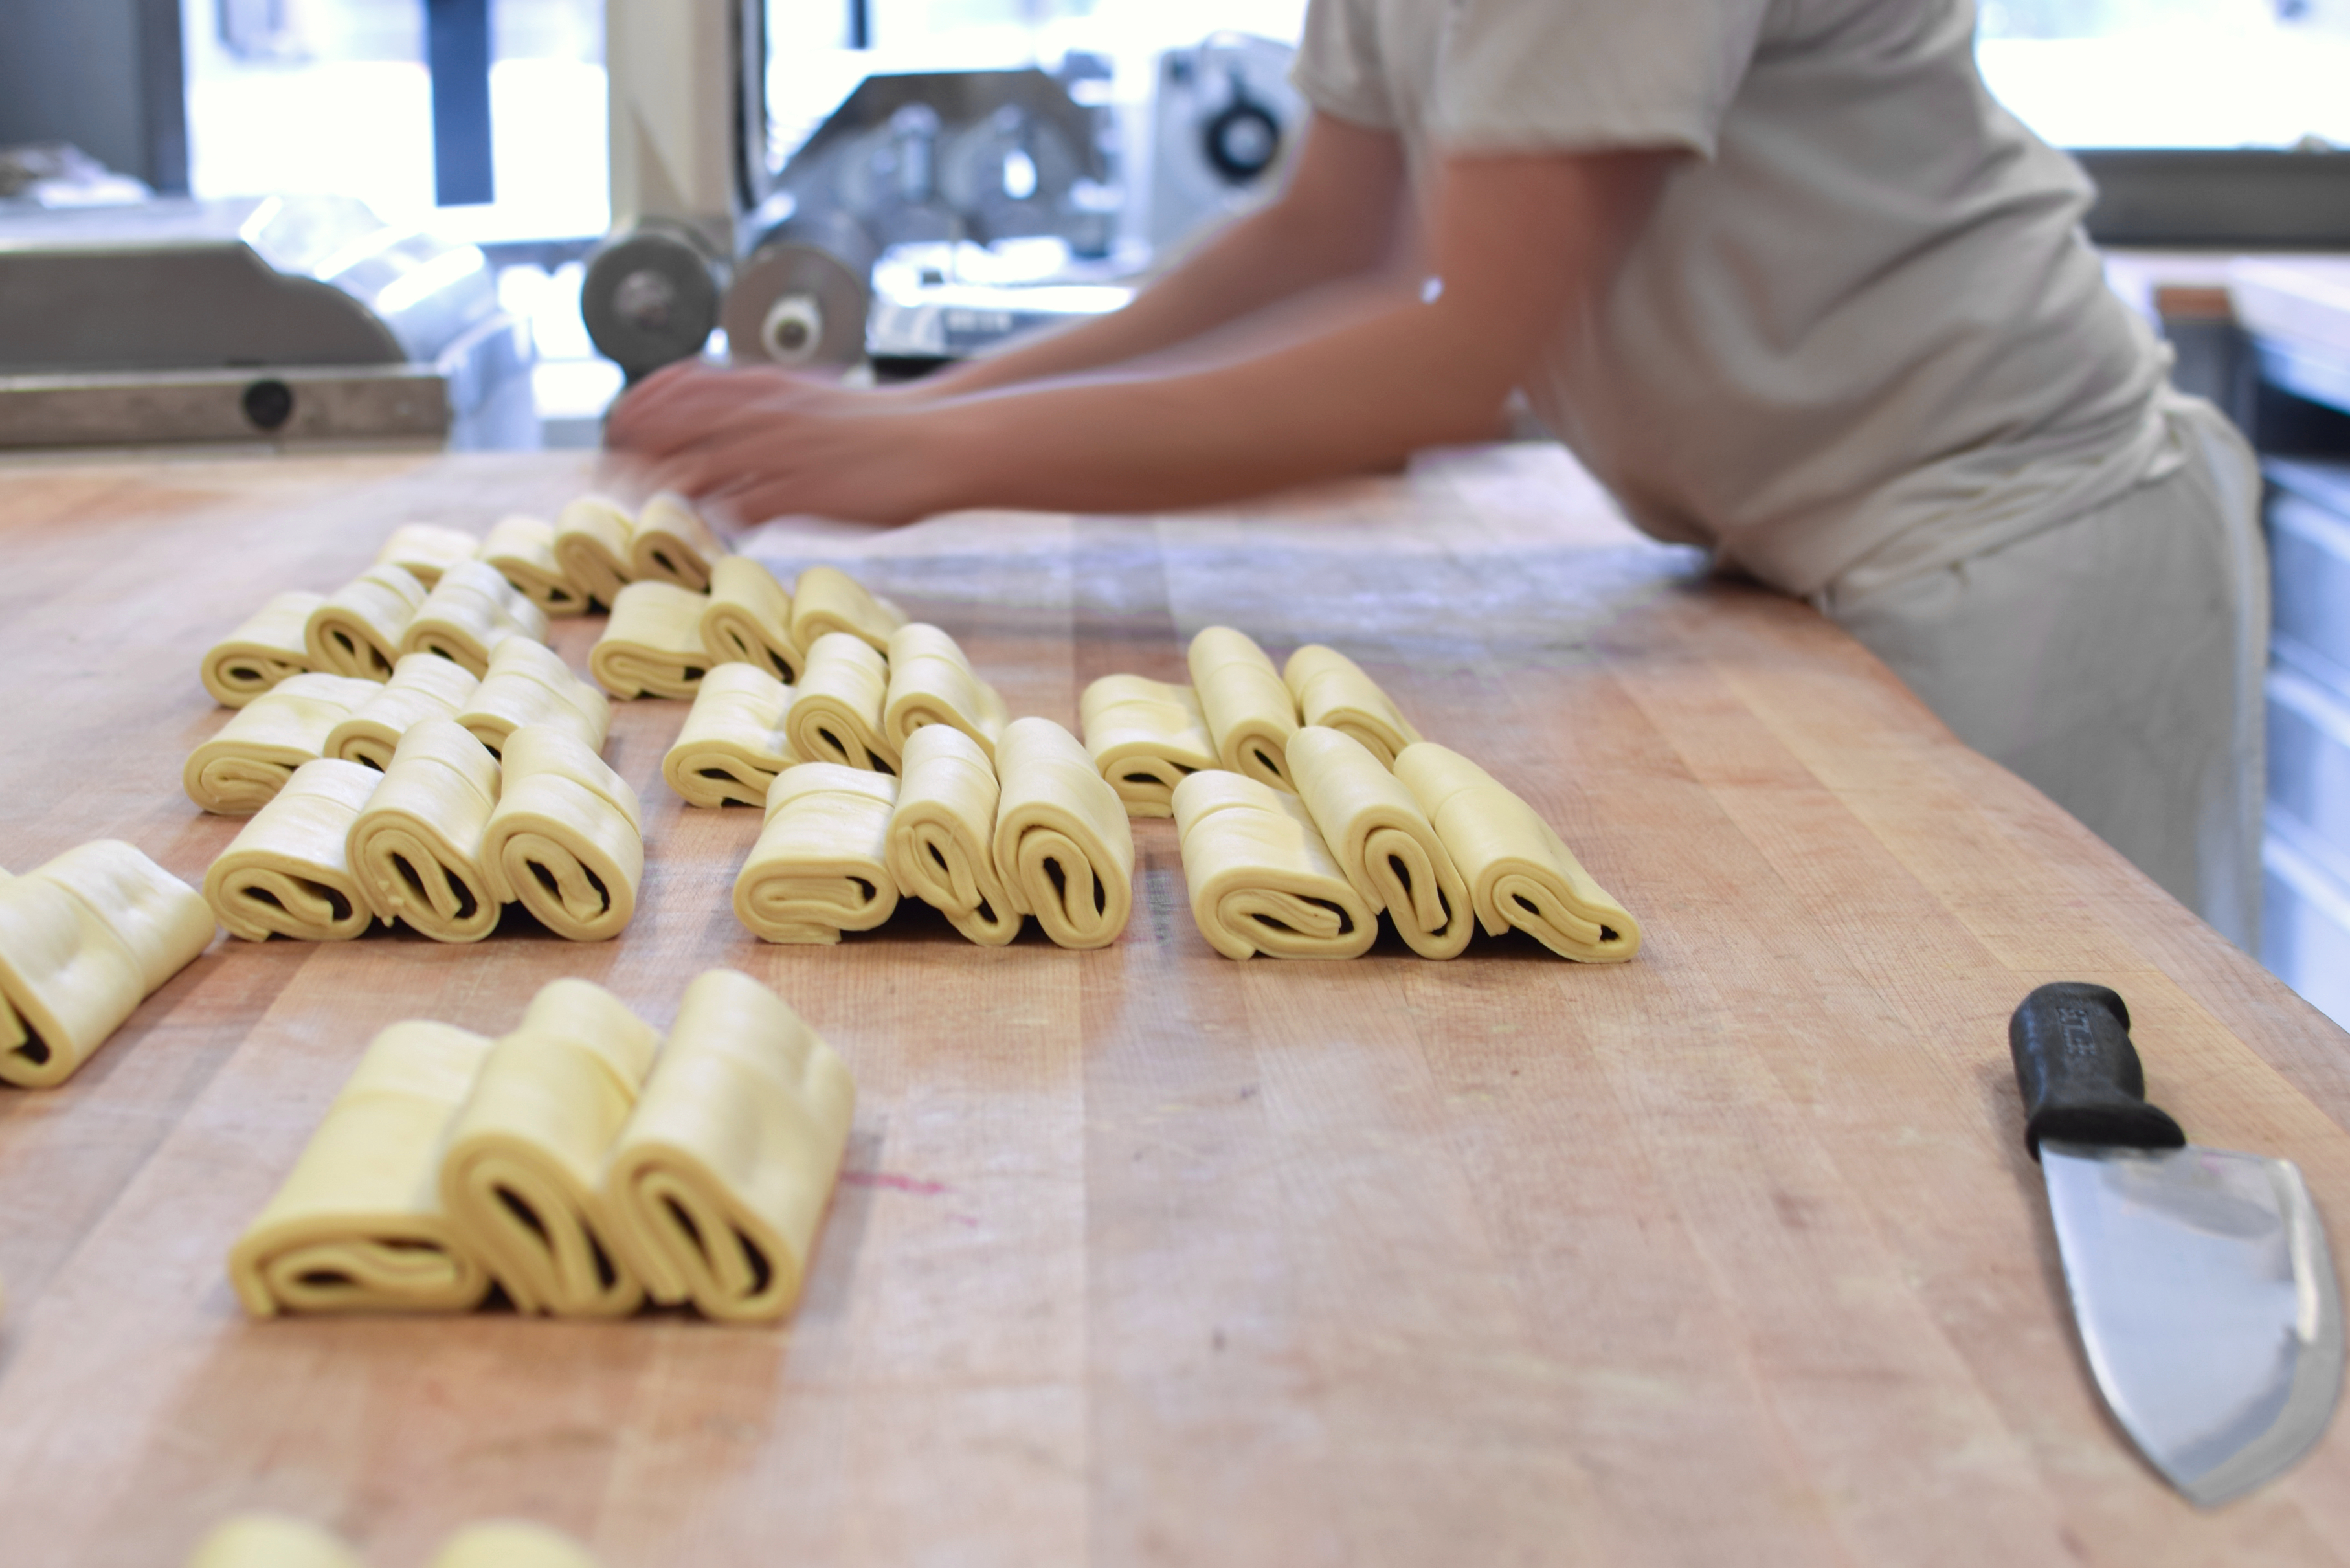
[189, 1515, 600, 1568]
[228, 969, 853, 1325]
[587, 560, 909, 700]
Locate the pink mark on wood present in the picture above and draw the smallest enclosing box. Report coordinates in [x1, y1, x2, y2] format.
[840, 1170, 952, 1197]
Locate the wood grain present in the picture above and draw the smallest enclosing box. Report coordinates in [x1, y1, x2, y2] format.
[0, 443, 2344, 1567]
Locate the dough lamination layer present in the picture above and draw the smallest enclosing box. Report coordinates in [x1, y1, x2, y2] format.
[203, 758, 383, 942]
[1286, 725, 1471, 959]
[344, 719, 504, 943]
[1172, 769, 1377, 960]
[185, 671, 385, 816]
[661, 662, 797, 809]
[303, 563, 427, 680]
[699, 555, 802, 682]
[1282, 644, 1420, 767]
[886, 724, 1021, 945]
[734, 764, 901, 944]
[589, 580, 713, 699]
[1189, 626, 1300, 792]
[992, 717, 1134, 950]
[326, 653, 481, 771]
[784, 631, 898, 773]
[480, 725, 643, 942]
[200, 590, 325, 708]
[1079, 673, 1218, 819]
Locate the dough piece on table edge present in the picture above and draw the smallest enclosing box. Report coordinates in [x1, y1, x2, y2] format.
[201, 590, 324, 708]
[345, 719, 504, 944]
[1079, 673, 1217, 819]
[438, 977, 658, 1317]
[185, 672, 385, 816]
[992, 717, 1133, 950]
[883, 623, 1009, 763]
[590, 581, 711, 700]
[482, 513, 590, 616]
[304, 563, 427, 680]
[456, 638, 610, 758]
[1282, 644, 1420, 768]
[427, 1521, 606, 1568]
[1286, 725, 1471, 959]
[399, 558, 552, 679]
[886, 725, 1020, 946]
[631, 491, 726, 591]
[785, 631, 897, 774]
[1172, 769, 1376, 961]
[185, 1514, 368, 1568]
[0, 840, 215, 1088]
[603, 969, 854, 1322]
[789, 563, 906, 654]
[227, 1020, 495, 1316]
[734, 764, 900, 944]
[700, 555, 803, 682]
[1189, 625, 1300, 792]
[375, 522, 480, 588]
[1393, 742, 1642, 963]
[203, 759, 381, 942]
[481, 726, 643, 942]
[662, 662, 796, 809]
[327, 653, 481, 771]
[552, 494, 636, 611]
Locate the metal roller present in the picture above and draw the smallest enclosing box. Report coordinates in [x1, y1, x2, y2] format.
[721, 211, 879, 370]
[581, 219, 729, 381]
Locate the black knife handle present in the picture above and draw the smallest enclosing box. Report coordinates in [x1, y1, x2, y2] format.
[2009, 982, 2186, 1159]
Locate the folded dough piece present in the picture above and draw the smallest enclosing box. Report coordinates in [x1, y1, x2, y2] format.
[427, 1522, 605, 1568]
[438, 978, 657, 1317]
[201, 590, 324, 708]
[376, 522, 480, 588]
[886, 724, 1020, 945]
[1171, 770, 1376, 961]
[399, 558, 552, 678]
[1393, 743, 1642, 963]
[227, 1020, 495, 1316]
[185, 1514, 368, 1568]
[631, 491, 726, 591]
[1284, 726, 1470, 959]
[1189, 626, 1299, 792]
[588, 580, 711, 699]
[603, 969, 854, 1322]
[481, 726, 642, 943]
[454, 637, 610, 758]
[784, 631, 898, 773]
[345, 719, 504, 944]
[0, 840, 215, 1088]
[883, 622, 1010, 763]
[203, 759, 381, 942]
[326, 653, 480, 770]
[992, 717, 1133, 950]
[1282, 644, 1420, 768]
[185, 671, 385, 816]
[699, 555, 803, 682]
[552, 494, 636, 611]
[788, 563, 906, 654]
[733, 765, 900, 944]
[1079, 673, 1218, 820]
[482, 513, 588, 616]
[302, 563, 427, 681]
[660, 662, 796, 808]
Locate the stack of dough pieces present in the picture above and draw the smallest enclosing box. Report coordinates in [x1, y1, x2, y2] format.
[785, 632, 897, 772]
[1189, 626, 1300, 791]
[482, 513, 588, 616]
[480, 726, 642, 942]
[346, 720, 504, 943]
[590, 581, 711, 699]
[700, 555, 802, 682]
[303, 565, 428, 681]
[227, 1020, 495, 1315]
[1079, 673, 1218, 819]
[438, 978, 658, 1317]
[552, 494, 636, 610]
[604, 969, 854, 1322]
[630, 491, 726, 590]
[455, 638, 610, 757]
[185, 671, 384, 815]
[0, 840, 215, 1088]
[733, 765, 901, 944]
[789, 563, 906, 653]
[1171, 770, 1377, 961]
[375, 522, 480, 588]
[885, 725, 1020, 945]
[201, 590, 325, 706]
[399, 558, 550, 678]
[203, 759, 381, 942]
[1284, 726, 1471, 959]
[326, 654, 480, 770]
[1394, 743, 1641, 963]
[992, 717, 1133, 950]
[1282, 644, 1420, 767]
[883, 623, 1010, 762]
[660, 662, 796, 808]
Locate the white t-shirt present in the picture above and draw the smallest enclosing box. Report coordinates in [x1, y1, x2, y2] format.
[1292, 0, 2178, 598]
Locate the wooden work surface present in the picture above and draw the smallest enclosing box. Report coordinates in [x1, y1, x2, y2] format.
[1, 444, 2347, 1567]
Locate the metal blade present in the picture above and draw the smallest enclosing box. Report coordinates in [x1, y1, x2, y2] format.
[2043, 1141, 2344, 1506]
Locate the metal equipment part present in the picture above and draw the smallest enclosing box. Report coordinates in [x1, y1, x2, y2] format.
[581, 217, 729, 380]
[1148, 34, 1303, 255]
[722, 209, 879, 370]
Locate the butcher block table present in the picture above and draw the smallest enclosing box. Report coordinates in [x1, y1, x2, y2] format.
[1, 442, 2346, 1568]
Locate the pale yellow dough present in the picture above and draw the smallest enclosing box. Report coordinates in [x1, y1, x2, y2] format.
[427, 1521, 605, 1568]
[185, 1513, 368, 1568]
[552, 494, 636, 611]
[1189, 626, 1300, 791]
[455, 638, 610, 758]
[1393, 743, 1642, 963]
[589, 580, 711, 699]
[1079, 673, 1218, 819]
[1282, 644, 1420, 768]
[700, 554, 803, 682]
[481, 726, 642, 942]
[884, 622, 1010, 762]
[399, 558, 552, 678]
[733, 764, 901, 944]
[482, 513, 589, 616]
[886, 724, 1020, 945]
[785, 631, 898, 773]
[1285, 726, 1471, 959]
[660, 662, 796, 808]
[185, 671, 386, 816]
[345, 719, 504, 944]
[203, 759, 382, 942]
[603, 968, 855, 1323]
[201, 590, 324, 708]
[992, 717, 1133, 950]
[438, 977, 656, 1317]
[375, 522, 480, 588]
[789, 563, 906, 654]
[327, 653, 481, 771]
[630, 491, 726, 590]
[227, 1020, 495, 1316]
[303, 563, 427, 681]
[1172, 770, 1376, 961]
[0, 840, 215, 1088]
